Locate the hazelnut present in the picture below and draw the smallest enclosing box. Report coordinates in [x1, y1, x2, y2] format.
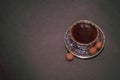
[89, 47, 97, 55]
[95, 41, 103, 49]
[65, 53, 74, 61]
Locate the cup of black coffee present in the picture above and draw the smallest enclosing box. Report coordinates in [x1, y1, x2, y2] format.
[64, 20, 105, 59]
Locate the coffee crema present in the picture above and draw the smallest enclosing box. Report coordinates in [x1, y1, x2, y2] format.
[71, 23, 98, 44]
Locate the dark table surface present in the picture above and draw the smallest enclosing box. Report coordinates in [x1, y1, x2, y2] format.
[0, 0, 120, 80]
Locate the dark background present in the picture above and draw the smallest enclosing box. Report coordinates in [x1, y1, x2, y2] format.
[0, 0, 120, 80]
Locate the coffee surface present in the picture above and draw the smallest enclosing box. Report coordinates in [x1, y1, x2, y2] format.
[71, 23, 98, 44]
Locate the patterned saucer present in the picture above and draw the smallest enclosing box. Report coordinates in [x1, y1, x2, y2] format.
[64, 20, 105, 59]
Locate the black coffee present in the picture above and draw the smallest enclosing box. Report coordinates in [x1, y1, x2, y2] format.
[71, 23, 98, 44]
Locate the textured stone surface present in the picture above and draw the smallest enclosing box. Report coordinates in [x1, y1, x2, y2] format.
[0, 0, 120, 80]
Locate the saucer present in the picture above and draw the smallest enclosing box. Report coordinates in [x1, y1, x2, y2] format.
[64, 20, 105, 59]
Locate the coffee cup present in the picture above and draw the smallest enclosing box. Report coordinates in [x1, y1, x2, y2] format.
[64, 20, 105, 59]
